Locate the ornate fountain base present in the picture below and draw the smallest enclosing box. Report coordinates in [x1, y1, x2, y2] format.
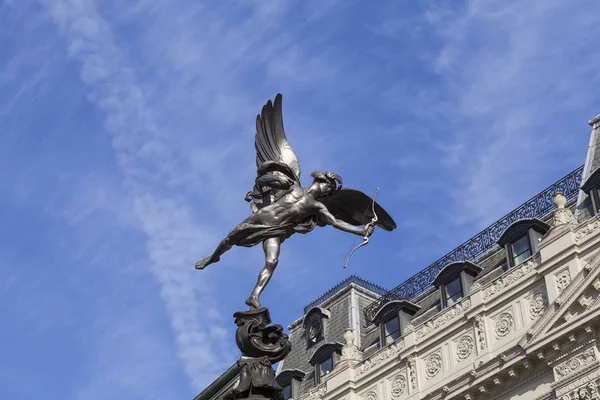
[224, 307, 291, 400]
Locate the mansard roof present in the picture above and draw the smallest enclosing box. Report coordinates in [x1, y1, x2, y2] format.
[364, 165, 584, 324]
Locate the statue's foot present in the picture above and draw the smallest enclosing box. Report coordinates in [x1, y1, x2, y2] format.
[195, 256, 219, 270]
[245, 295, 261, 309]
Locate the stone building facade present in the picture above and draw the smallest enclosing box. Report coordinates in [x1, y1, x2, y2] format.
[196, 114, 600, 400]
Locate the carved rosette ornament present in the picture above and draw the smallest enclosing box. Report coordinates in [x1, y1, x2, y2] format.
[529, 293, 547, 318]
[225, 308, 291, 400]
[425, 354, 443, 378]
[456, 336, 474, 360]
[390, 375, 407, 398]
[494, 313, 514, 338]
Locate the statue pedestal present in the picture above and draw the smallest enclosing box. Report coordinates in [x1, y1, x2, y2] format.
[224, 308, 291, 400]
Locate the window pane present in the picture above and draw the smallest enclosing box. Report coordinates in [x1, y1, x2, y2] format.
[320, 357, 333, 376]
[445, 278, 463, 307]
[512, 235, 531, 265]
[282, 385, 292, 400]
[384, 317, 400, 336]
[385, 329, 401, 345]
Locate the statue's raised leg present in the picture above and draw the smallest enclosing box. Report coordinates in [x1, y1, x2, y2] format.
[195, 237, 233, 270]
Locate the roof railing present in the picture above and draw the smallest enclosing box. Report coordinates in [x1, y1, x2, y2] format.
[364, 165, 584, 324]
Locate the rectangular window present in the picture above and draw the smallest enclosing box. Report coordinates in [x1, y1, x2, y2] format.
[383, 316, 401, 345]
[445, 277, 463, 307]
[282, 385, 292, 400]
[511, 235, 531, 266]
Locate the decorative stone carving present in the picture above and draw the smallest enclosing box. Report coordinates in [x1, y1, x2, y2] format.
[299, 384, 327, 400]
[415, 300, 471, 340]
[339, 329, 362, 363]
[552, 192, 577, 226]
[556, 269, 572, 294]
[529, 293, 547, 318]
[408, 355, 417, 390]
[425, 354, 443, 378]
[364, 390, 377, 400]
[355, 340, 405, 377]
[225, 308, 291, 400]
[390, 375, 407, 398]
[482, 260, 535, 300]
[559, 381, 600, 400]
[471, 282, 482, 292]
[494, 313, 514, 338]
[575, 219, 600, 242]
[555, 349, 598, 379]
[456, 335, 474, 360]
[474, 314, 487, 350]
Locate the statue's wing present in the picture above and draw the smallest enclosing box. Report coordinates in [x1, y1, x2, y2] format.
[255, 93, 301, 182]
[320, 188, 397, 231]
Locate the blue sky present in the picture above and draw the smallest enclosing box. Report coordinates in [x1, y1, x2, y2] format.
[1, 0, 600, 398]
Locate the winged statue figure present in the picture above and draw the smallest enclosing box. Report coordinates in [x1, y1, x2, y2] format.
[195, 94, 396, 309]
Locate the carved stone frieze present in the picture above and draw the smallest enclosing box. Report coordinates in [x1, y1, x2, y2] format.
[482, 260, 535, 300]
[494, 313, 514, 338]
[529, 293, 548, 318]
[474, 314, 487, 350]
[559, 381, 600, 400]
[425, 353, 443, 378]
[456, 335, 474, 360]
[415, 300, 471, 341]
[557, 269, 572, 294]
[355, 340, 405, 377]
[555, 349, 598, 380]
[390, 375, 407, 398]
[575, 219, 600, 242]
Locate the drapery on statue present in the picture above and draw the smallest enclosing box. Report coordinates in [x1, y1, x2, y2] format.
[195, 94, 396, 309]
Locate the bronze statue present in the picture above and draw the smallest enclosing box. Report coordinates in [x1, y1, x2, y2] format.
[196, 94, 396, 309]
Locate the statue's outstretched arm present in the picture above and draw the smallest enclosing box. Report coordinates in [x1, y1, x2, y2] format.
[315, 203, 369, 236]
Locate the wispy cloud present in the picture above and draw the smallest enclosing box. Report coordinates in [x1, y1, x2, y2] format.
[2, 0, 600, 398]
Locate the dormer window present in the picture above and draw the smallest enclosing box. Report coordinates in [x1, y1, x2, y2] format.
[309, 342, 342, 384]
[317, 356, 334, 383]
[371, 300, 420, 348]
[497, 218, 550, 268]
[383, 315, 401, 345]
[302, 307, 330, 347]
[276, 369, 305, 400]
[433, 261, 482, 309]
[444, 277, 463, 307]
[511, 235, 532, 266]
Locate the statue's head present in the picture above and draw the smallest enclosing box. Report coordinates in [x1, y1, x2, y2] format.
[310, 171, 343, 196]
